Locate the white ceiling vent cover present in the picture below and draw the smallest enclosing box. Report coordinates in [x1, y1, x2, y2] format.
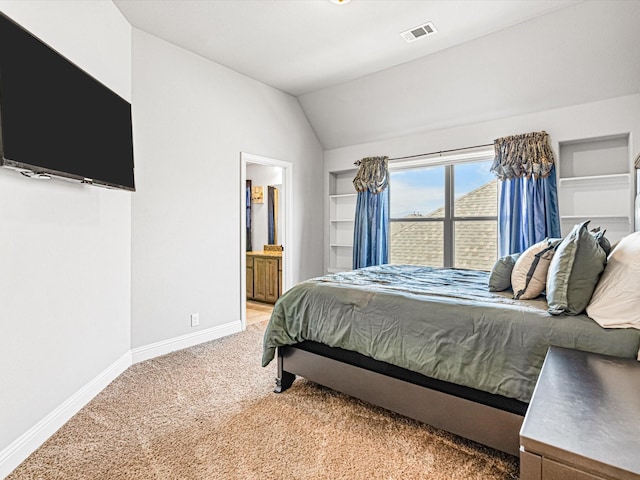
[401, 22, 438, 43]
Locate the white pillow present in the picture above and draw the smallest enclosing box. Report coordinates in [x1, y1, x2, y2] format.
[511, 240, 557, 300]
[586, 232, 640, 329]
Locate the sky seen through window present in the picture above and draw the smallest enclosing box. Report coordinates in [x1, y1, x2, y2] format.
[390, 160, 495, 218]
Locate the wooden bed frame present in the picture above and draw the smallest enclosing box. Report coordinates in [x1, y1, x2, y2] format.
[275, 343, 525, 456]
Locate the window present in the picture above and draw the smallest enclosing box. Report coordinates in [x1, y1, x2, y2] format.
[389, 157, 497, 271]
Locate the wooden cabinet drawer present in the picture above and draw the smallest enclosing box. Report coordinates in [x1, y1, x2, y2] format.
[520, 449, 542, 480]
[543, 458, 605, 480]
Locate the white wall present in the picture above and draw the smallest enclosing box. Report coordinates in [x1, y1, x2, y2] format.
[130, 30, 323, 349]
[246, 164, 283, 250]
[0, 0, 132, 468]
[324, 94, 640, 270]
[301, 1, 640, 150]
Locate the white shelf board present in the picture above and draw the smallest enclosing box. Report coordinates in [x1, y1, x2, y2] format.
[559, 173, 630, 184]
[561, 214, 629, 218]
[330, 244, 353, 248]
[561, 215, 630, 222]
[330, 219, 353, 223]
[329, 193, 357, 199]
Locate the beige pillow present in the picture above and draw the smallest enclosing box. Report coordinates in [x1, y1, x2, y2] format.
[586, 232, 640, 329]
[511, 239, 558, 300]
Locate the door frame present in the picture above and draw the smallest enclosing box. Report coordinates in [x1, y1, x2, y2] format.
[240, 152, 293, 330]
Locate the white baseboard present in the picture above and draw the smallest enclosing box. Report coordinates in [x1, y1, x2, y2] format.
[131, 320, 242, 364]
[0, 351, 132, 480]
[0, 319, 242, 479]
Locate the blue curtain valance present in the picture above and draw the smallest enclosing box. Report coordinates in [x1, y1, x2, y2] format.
[353, 156, 389, 193]
[490, 131, 555, 180]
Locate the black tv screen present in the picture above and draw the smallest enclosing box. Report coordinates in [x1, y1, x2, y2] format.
[0, 12, 135, 191]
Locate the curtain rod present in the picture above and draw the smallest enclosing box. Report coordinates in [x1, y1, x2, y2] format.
[387, 142, 494, 162]
[352, 142, 494, 165]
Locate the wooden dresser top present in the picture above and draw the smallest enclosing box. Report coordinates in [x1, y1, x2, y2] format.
[520, 346, 640, 480]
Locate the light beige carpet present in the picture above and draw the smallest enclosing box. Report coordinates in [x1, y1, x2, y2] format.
[8, 324, 518, 479]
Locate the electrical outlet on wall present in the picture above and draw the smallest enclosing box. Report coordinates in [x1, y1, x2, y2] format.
[190, 313, 200, 327]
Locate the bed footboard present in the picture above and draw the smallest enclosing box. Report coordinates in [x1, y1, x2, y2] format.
[275, 344, 523, 456]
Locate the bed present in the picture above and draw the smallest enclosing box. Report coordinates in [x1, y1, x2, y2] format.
[261, 264, 640, 456]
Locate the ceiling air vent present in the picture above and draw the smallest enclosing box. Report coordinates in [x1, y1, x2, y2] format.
[401, 22, 438, 43]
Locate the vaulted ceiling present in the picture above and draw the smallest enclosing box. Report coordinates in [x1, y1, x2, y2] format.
[114, 0, 640, 149]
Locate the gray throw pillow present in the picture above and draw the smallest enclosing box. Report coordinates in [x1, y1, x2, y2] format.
[546, 221, 607, 315]
[591, 229, 611, 256]
[488, 253, 521, 292]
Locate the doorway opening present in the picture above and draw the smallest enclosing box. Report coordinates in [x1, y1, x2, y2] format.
[240, 152, 293, 331]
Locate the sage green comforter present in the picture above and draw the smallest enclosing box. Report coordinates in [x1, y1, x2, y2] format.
[262, 265, 640, 403]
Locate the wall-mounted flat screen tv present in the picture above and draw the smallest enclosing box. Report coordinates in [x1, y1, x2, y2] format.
[0, 12, 135, 191]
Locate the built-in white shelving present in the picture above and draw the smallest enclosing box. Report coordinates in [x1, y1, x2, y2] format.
[328, 171, 357, 273]
[561, 214, 630, 220]
[558, 134, 634, 242]
[329, 193, 357, 198]
[558, 173, 631, 185]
